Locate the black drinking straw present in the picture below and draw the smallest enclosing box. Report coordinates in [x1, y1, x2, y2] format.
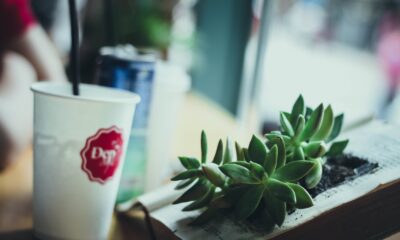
[104, 0, 115, 45]
[68, 0, 80, 96]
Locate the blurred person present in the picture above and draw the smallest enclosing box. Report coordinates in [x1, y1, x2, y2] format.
[377, 2, 400, 117]
[0, 0, 67, 171]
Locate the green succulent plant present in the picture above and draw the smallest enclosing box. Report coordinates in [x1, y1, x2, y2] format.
[171, 95, 348, 230]
[266, 95, 348, 188]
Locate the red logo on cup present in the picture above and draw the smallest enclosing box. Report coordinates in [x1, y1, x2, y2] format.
[80, 126, 124, 184]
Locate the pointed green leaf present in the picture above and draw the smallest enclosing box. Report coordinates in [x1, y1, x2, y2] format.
[183, 186, 215, 211]
[250, 161, 266, 180]
[311, 105, 334, 141]
[223, 185, 249, 204]
[171, 169, 203, 181]
[178, 157, 200, 170]
[305, 159, 323, 188]
[287, 183, 313, 209]
[267, 179, 296, 204]
[264, 190, 286, 226]
[231, 161, 251, 168]
[175, 178, 196, 190]
[326, 139, 349, 157]
[272, 160, 314, 182]
[283, 112, 292, 126]
[223, 138, 236, 163]
[305, 107, 313, 119]
[248, 135, 268, 165]
[327, 114, 344, 142]
[212, 139, 224, 164]
[282, 135, 292, 147]
[291, 95, 305, 125]
[266, 135, 286, 168]
[202, 163, 225, 187]
[264, 145, 277, 175]
[243, 148, 251, 162]
[235, 141, 245, 161]
[298, 104, 324, 142]
[173, 179, 209, 204]
[280, 112, 295, 136]
[294, 115, 305, 139]
[260, 206, 277, 232]
[201, 130, 207, 163]
[303, 141, 327, 158]
[293, 146, 305, 160]
[265, 132, 281, 141]
[234, 184, 265, 219]
[219, 164, 256, 184]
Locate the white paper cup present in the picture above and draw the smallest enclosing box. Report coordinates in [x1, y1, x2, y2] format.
[31, 82, 140, 240]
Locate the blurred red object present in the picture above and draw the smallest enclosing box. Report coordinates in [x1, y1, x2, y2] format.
[0, 0, 36, 48]
[378, 30, 400, 88]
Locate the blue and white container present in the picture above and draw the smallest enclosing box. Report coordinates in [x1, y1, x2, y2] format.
[95, 45, 157, 203]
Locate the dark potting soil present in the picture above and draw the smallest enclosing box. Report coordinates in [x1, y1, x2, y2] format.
[305, 154, 379, 198]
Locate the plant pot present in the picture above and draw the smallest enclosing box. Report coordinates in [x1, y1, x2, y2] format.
[136, 120, 400, 240]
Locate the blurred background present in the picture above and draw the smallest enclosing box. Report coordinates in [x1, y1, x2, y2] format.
[2, 0, 400, 188]
[2, 0, 400, 236]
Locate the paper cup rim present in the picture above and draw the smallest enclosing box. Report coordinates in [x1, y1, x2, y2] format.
[31, 82, 140, 105]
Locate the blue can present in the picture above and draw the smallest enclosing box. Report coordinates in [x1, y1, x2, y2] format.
[95, 45, 157, 203]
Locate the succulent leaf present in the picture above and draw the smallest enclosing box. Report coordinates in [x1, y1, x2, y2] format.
[294, 115, 305, 139]
[250, 161, 266, 180]
[272, 160, 314, 182]
[280, 112, 295, 136]
[212, 139, 224, 164]
[298, 104, 324, 142]
[248, 135, 268, 165]
[305, 107, 313, 120]
[223, 138, 236, 163]
[231, 161, 251, 168]
[326, 139, 349, 157]
[202, 163, 226, 187]
[267, 178, 296, 204]
[178, 157, 200, 170]
[264, 145, 278, 175]
[293, 146, 305, 161]
[264, 190, 286, 226]
[175, 178, 196, 190]
[171, 169, 203, 181]
[260, 206, 278, 232]
[242, 148, 251, 162]
[302, 141, 327, 158]
[287, 183, 313, 209]
[201, 130, 207, 163]
[266, 135, 286, 168]
[291, 95, 305, 125]
[327, 114, 344, 142]
[183, 186, 216, 211]
[265, 132, 281, 141]
[220, 164, 255, 184]
[311, 105, 334, 141]
[305, 159, 323, 188]
[223, 185, 249, 204]
[234, 184, 265, 219]
[173, 179, 210, 204]
[235, 141, 245, 161]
